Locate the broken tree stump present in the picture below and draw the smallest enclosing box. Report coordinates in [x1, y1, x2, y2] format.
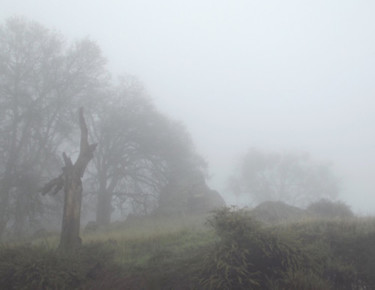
[41, 107, 97, 251]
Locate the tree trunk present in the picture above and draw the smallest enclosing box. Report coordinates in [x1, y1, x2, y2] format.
[95, 172, 119, 227]
[0, 189, 9, 239]
[96, 190, 112, 227]
[0, 170, 13, 239]
[40, 108, 96, 251]
[59, 108, 96, 250]
[58, 154, 84, 250]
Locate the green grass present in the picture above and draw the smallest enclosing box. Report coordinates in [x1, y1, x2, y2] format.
[1, 211, 375, 289]
[80, 213, 215, 289]
[81, 213, 214, 267]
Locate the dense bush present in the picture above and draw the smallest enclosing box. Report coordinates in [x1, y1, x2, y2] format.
[198, 207, 375, 289]
[320, 223, 375, 289]
[199, 207, 324, 289]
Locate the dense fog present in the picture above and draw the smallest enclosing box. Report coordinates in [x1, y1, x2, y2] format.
[2, 3, 375, 289]
[1, 0, 375, 218]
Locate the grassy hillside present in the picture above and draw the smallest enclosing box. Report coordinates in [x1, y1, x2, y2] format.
[1, 209, 375, 289]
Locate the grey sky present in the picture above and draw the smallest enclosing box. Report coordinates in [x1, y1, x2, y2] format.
[1, 0, 375, 213]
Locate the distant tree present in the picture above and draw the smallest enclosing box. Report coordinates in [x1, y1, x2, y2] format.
[88, 77, 211, 224]
[0, 17, 108, 238]
[155, 122, 213, 215]
[88, 78, 171, 226]
[229, 149, 339, 207]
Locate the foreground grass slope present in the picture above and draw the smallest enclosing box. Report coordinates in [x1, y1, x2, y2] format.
[1, 209, 375, 289]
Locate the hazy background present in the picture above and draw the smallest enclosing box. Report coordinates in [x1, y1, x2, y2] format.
[1, 0, 374, 213]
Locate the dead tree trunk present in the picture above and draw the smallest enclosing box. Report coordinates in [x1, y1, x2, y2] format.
[41, 108, 97, 251]
[96, 189, 112, 227]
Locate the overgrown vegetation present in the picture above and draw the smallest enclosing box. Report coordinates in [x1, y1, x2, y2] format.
[200, 207, 325, 289]
[0, 208, 375, 289]
[0, 243, 116, 289]
[199, 207, 375, 289]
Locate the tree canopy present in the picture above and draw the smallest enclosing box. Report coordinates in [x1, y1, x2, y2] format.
[0, 17, 108, 238]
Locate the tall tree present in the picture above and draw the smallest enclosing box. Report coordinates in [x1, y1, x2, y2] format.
[0, 17, 108, 238]
[89, 79, 173, 225]
[88, 77, 210, 224]
[156, 121, 209, 215]
[229, 149, 339, 207]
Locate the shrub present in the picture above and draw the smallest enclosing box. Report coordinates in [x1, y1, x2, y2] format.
[307, 199, 354, 219]
[285, 218, 375, 289]
[325, 231, 375, 289]
[199, 207, 322, 289]
[250, 201, 306, 224]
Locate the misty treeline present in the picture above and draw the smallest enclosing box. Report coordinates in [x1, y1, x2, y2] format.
[229, 149, 339, 207]
[0, 17, 225, 240]
[0, 17, 341, 242]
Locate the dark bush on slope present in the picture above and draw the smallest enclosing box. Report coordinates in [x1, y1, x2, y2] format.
[307, 198, 354, 219]
[198, 207, 326, 289]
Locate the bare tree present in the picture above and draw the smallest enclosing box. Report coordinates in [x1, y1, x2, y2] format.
[41, 108, 96, 250]
[88, 81, 169, 225]
[87, 78, 210, 224]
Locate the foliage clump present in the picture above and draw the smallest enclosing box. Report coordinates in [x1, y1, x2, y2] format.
[199, 207, 323, 289]
[198, 207, 375, 289]
[287, 218, 375, 289]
